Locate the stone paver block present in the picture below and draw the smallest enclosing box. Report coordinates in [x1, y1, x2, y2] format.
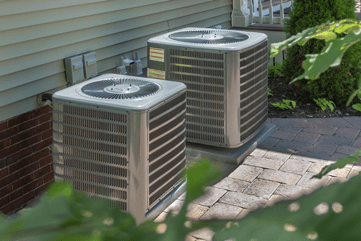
[308, 142, 338, 155]
[165, 199, 184, 213]
[293, 132, 320, 144]
[290, 151, 330, 163]
[316, 135, 354, 146]
[154, 211, 168, 223]
[213, 177, 251, 192]
[187, 227, 214, 241]
[324, 118, 352, 128]
[325, 160, 353, 178]
[258, 137, 279, 149]
[308, 162, 328, 173]
[348, 165, 361, 179]
[271, 118, 292, 128]
[219, 191, 267, 209]
[229, 165, 263, 182]
[289, 118, 313, 128]
[186, 203, 209, 220]
[258, 169, 301, 184]
[279, 158, 312, 175]
[335, 127, 360, 139]
[327, 176, 349, 186]
[307, 118, 334, 129]
[302, 127, 337, 135]
[274, 184, 310, 198]
[296, 172, 331, 189]
[184, 235, 199, 241]
[342, 117, 361, 128]
[244, 156, 284, 170]
[191, 187, 227, 206]
[266, 118, 272, 124]
[264, 194, 285, 207]
[277, 126, 303, 134]
[250, 148, 268, 158]
[352, 137, 361, 148]
[263, 149, 293, 162]
[270, 131, 296, 140]
[199, 203, 243, 220]
[273, 140, 312, 152]
[334, 145, 360, 155]
[244, 178, 280, 199]
[235, 208, 252, 219]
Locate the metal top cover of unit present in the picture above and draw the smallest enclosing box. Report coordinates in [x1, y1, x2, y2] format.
[148, 27, 267, 51]
[52, 74, 186, 110]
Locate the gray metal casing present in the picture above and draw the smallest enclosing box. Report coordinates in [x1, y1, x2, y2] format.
[52, 74, 187, 225]
[147, 27, 269, 148]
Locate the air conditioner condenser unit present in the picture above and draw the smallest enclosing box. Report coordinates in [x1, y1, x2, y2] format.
[147, 27, 269, 148]
[52, 74, 187, 225]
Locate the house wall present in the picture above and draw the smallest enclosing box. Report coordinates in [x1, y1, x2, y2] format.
[0, 0, 232, 215]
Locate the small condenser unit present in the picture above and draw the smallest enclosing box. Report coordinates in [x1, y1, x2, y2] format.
[147, 27, 269, 148]
[52, 74, 187, 225]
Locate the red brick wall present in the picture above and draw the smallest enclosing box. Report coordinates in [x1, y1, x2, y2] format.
[0, 104, 54, 215]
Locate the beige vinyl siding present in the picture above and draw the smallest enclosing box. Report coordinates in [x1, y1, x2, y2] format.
[0, 0, 232, 121]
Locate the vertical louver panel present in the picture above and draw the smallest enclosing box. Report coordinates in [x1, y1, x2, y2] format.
[169, 49, 225, 145]
[148, 92, 187, 208]
[53, 103, 128, 211]
[239, 40, 269, 142]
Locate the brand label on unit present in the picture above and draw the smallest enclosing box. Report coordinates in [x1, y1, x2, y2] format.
[149, 47, 164, 62]
[148, 68, 165, 80]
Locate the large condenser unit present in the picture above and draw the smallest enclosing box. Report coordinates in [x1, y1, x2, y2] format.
[147, 27, 269, 148]
[52, 74, 187, 225]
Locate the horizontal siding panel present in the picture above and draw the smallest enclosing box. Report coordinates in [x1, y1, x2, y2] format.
[0, 73, 65, 108]
[0, 0, 229, 61]
[0, 0, 107, 16]
[0, 0, 178, 31]
[168, 5, 232, 29]
[169, 13, 232, 31]
[0, 0, 216, 46]
[0, 22, 169, 76]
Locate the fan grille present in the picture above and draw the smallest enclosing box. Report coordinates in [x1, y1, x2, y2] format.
[81, 78, 160, 99]
[168, 30, 249, 44]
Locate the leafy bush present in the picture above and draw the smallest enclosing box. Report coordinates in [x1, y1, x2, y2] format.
[313, 98, 336, 112]
[280, 0, 361, 105]
[270, 99, 296, 110]
[352, 91, 361, 111]
[268, 62, 284, 78]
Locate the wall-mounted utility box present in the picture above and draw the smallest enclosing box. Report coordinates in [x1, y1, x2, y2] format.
[119, 51, 143, 76]
[83, 52, 98, 79]
[64, 55, 84, 84]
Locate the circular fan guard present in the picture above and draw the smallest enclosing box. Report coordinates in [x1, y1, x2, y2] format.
[81, 78, 160, 99]
[168, 30, 249, 44]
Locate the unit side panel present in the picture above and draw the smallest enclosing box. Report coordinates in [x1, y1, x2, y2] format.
[147, 43, 168, 80]
[166, 46, 227, 147]
[52, 100, 129, 211]
[147, 90, 187, 210]
[239, 39, 269, 143]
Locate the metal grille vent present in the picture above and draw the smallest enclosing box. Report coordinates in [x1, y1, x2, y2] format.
[148, 92, 187, 208]
[239, 40, 269, 142]
[81, 78, 160, 99]
[168, 30, 249, 44]
[53, 103, 128, 211]
[169, 49, 225, 145]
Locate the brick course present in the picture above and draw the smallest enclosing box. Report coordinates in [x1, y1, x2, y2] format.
[0, 104, 54, 215]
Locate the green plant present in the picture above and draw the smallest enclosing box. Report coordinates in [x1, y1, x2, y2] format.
[352, 91, 361, 111]
[280, 0, 361, 105]
[270, 99, 296, 110]
[267, 62, 284, 78]
[313, 98, 336, 112]
[267, 87, 273, 96]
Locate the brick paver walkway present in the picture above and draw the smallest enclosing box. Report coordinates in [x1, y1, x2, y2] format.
[153, 117, 361, 241]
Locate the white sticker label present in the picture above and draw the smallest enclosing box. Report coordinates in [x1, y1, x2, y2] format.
[149, 47, 164, 62]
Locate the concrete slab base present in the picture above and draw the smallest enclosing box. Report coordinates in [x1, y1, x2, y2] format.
[185, 123, 276, 166]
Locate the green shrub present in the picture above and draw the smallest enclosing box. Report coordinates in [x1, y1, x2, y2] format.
[280, 0, 361, 105]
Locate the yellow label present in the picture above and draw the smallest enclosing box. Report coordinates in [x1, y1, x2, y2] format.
[149, 47, 164, 62]
[148, 68, 165, 80]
